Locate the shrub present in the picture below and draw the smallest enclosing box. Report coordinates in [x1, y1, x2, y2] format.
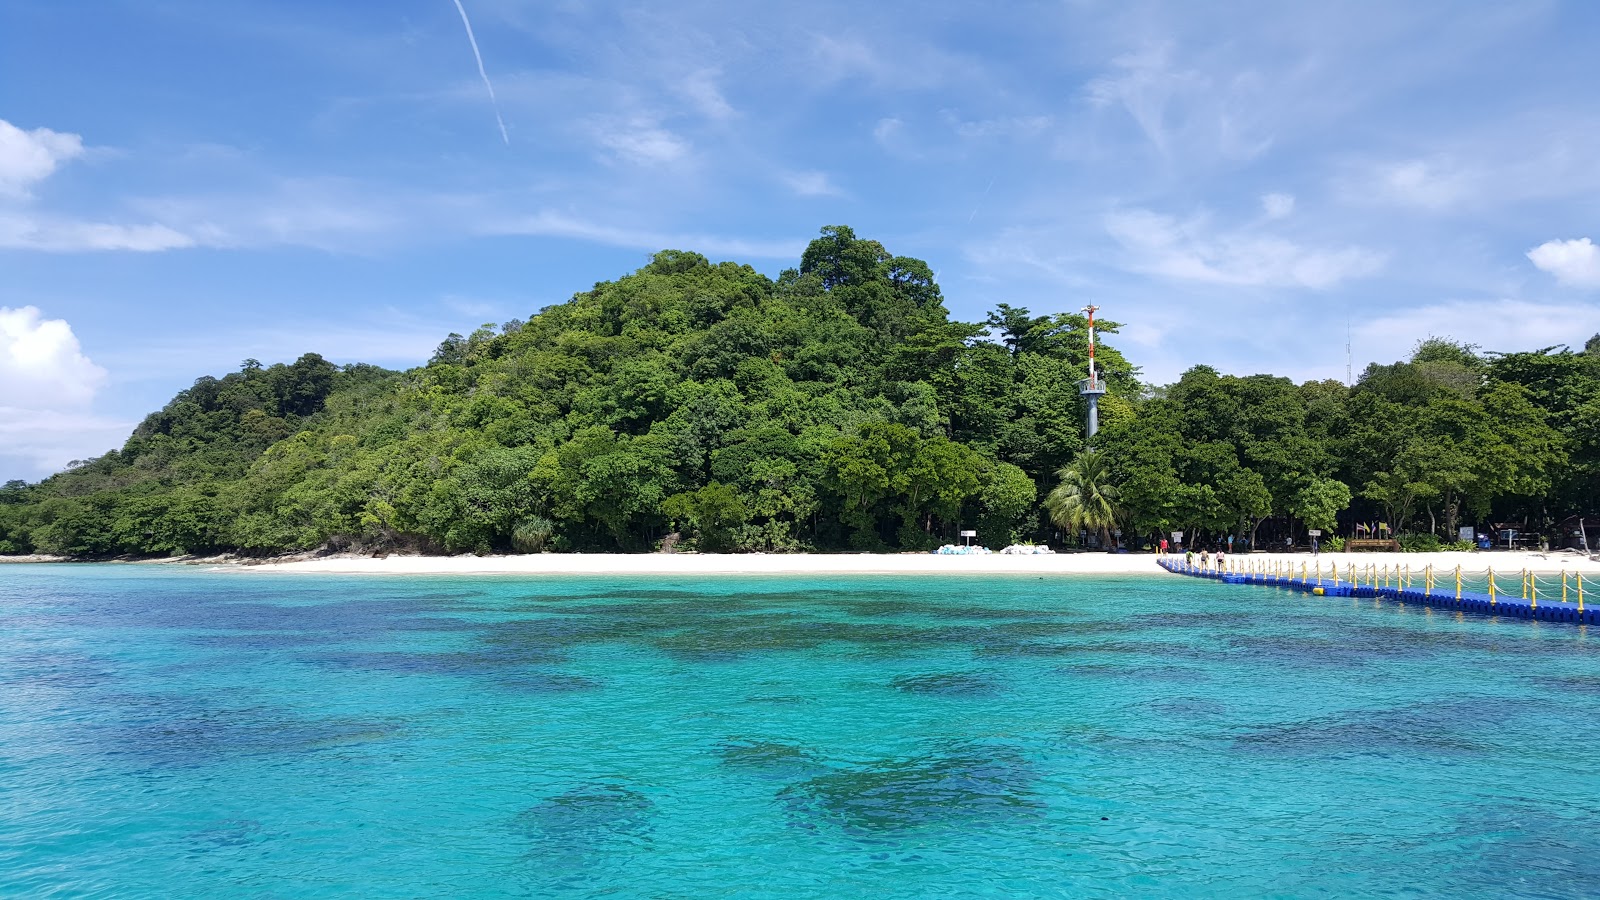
[1322, 536, 1345, 551]
[1446, 540, 1476, 552]
[511, 516, 554, 553]
[1397, 532, 1442, 552]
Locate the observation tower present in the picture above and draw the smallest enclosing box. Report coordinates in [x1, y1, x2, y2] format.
[1079, 305, 1107, 440]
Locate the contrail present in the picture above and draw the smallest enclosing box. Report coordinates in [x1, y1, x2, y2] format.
[967, 175, 995, 224]
[450, 0, 509, 145]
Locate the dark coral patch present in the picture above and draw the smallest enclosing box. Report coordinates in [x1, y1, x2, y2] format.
[777, 743, 1039, 834]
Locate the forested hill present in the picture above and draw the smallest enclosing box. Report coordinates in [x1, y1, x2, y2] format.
[0, 226, 1136, 556]
[3, 225, 1597, 558]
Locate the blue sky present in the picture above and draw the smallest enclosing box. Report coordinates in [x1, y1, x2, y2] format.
[3, 0, 1600, 480]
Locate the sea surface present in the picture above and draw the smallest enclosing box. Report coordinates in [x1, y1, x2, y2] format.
[3, 564, 1599, 898]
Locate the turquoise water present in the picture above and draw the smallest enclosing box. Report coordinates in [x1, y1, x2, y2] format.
[3, 565, 1599, 898]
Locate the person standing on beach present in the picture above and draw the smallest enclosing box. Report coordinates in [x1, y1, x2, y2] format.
[1227, 534, 1234, 554]
[1159, 538, 1168, 555]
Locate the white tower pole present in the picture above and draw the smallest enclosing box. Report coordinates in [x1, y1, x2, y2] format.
[1080, 305, 1106, 442]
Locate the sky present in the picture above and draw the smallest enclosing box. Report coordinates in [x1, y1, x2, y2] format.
[3, 0, 1600, 480]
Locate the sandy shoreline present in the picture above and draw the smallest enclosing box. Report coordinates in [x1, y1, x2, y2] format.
[217, 549, 1600, 577]
[7, 549, 1597, 577]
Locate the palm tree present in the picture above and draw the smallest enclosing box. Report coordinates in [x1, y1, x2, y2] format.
[1045, 452, 1121, 549]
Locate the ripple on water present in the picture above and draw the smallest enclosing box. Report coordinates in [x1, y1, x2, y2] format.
[185, 819, 269, 854]
[1148, 696, 1230, 720]
[890, 671, 1005, 698]
[1056, 663, 1207, 683]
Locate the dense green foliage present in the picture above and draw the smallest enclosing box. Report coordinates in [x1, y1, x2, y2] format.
[3, 227, 1596, 557]
[1094, 337, 1600, 548]
[1, 227, 1130, 555]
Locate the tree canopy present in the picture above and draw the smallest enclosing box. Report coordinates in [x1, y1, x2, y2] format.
[2, 232, 1596, 558]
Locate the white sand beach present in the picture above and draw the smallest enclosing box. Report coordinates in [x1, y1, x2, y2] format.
[234, 549, 1600, 577]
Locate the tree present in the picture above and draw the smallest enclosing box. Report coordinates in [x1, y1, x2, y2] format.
[1290, 478, 1352, 535]
[1044, 452, 1121, 548]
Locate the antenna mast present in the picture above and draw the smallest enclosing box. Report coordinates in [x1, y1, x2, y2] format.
[1079, 305, 1107, 441]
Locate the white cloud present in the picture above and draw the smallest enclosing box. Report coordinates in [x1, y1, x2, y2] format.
[781, 170, 844, 197]
[1528, 237, 1600, 289]
[0, 120, 84, 198]
[0, 117, 197, 252]
[1355, 298, 1600, 363]
[1380, 159, 1469, 208]
[1085, 45, 1197, 155]
[1105, 208, 1384, 289]
[1350, 157, 1475, 210]
[678, 69, 734, 121]
[488, 210, 803, 258]
[945, 112, 1052, 140]
[1261, 192, 1295, 219]
[873, 117, 904, 147]
[0, 214, 194, 252]
[593, 119, 690, 166]
[0, 307, 135, 476]
[0, 306, 107, 408]
[0, 408, 133, 478]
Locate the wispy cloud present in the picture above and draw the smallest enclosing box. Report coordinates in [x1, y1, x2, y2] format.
[449, 0, 510, 144]
[1085, 44, 1202, 157]
[781, 170, 844, 197]
[0, 214, 194, 252]
[1104, 208, 1384, 289]
[591, 118, 691, 166]
[1356, 297, 1600, 363]
[1260, 192, 1295, 219]
[1357, 157, 1475, 210]
[0, 408, 136, 476]
[943, 112, 1052, 141]
[0, 118, 194, 252]
[678, 69, 734, 121]
[488, 211, 803, 258]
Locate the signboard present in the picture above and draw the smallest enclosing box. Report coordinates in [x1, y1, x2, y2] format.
[1309, 529, 1322, 537]
[1171, 531, 1184, 541]
[1459, 526, 1475, 541]
[959, 530, 977, 537]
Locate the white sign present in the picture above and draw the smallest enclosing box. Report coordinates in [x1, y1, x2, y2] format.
[1459, 526, 1475, 541]
[1171, 531, 1184, 542]
[1309, 529, 1322, 537]
[959, 530, 977, 537]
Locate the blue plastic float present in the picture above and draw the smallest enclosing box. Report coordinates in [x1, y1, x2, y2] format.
[1158, 558, 1598, 625]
